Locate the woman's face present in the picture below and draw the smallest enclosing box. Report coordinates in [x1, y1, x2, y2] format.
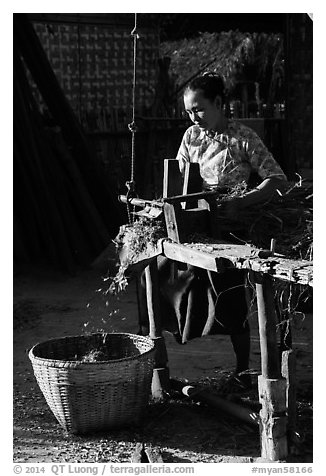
[184, 88, 222, 131]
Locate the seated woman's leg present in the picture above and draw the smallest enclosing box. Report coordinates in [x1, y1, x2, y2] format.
[230, 330, 250, 374]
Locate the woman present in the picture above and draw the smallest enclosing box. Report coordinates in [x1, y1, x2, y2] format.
[178, 73, 286, 212]
[140, 73, 287, 389]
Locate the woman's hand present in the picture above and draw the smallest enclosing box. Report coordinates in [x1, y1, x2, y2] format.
[241, 177, 287, 207]
[218, 177, 287, 220]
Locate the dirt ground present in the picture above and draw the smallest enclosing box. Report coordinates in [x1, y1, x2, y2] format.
[13, 249, 313, 464]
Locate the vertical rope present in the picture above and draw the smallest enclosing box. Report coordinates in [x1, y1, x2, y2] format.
[130, 12, 138, 184]
[126, 13, 139, 223]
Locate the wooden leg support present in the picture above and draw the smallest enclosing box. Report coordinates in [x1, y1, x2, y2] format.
[282, 349, 298, 452]
[144, 259, 170, 401]
[254, 272, 288, 461]
[151, 337, 170, 401]
[131, 442, 164, 463]
[258, 376, 288, 461]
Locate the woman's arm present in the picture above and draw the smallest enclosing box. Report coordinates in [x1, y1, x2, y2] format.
[223, 176, 287, 218]
[238, 177, 287, 208]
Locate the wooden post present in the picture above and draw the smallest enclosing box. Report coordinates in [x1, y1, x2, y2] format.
[144, 258, 170, 401]
[254, 272, 288, 461]
[256, 273, 281, 379]
[131, 443, 164, 463]
[163, 202, 183, 243]
[282, 349, 297, 449]
[258, 375, 288, 461]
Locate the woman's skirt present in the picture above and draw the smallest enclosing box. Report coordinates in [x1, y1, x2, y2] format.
[138, 256, 249, 344]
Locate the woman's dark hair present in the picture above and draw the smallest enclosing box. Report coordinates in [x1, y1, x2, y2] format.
[184, 72, 226, 104]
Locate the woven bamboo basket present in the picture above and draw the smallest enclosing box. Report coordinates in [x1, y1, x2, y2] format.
[29, 333, 155, 434]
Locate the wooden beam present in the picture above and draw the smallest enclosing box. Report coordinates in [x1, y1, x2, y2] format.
[162, 238, 219, 270]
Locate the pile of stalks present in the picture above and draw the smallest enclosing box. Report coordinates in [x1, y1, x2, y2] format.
[106, 218, 166, 295]
[216, 178, 313, 261]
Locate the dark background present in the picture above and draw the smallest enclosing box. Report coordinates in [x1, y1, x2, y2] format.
[14, 13, 313, 271]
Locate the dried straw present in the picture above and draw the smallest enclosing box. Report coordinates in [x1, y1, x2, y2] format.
[216, 179, 313, 261]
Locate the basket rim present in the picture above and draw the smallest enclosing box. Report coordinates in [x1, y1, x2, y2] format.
[28, 332, 155, 366]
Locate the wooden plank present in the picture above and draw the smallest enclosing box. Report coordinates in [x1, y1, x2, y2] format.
[161, 241, 313, 286]
[182, 162, 203, 209]
[123, 238, 312, 286]
[163, 159, 183, 198]
[272, 263, 313, 287]
[164, 202, 182, 243]
[162, 240, 221, 272]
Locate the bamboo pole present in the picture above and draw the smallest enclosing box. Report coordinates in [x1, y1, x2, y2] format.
[170, 379, 260, 426]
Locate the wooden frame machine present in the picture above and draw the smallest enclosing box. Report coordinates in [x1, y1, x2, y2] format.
[118, 159, 313, 462]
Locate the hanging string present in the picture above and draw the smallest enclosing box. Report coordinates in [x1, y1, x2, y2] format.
[126, 13, 139, 224]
